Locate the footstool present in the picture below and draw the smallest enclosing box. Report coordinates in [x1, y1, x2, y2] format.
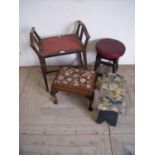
[96, 73, 126, 126]
[50, 67, 96, 111]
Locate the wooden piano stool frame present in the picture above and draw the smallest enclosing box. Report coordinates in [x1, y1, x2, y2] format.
[30, 21, 90, 91]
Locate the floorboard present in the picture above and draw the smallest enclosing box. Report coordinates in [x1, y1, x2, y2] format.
[19, 67, 30, 97]
[19, 65, 135, 155]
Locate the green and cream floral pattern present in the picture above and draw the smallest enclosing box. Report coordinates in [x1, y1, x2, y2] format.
[97, 73, 126, 113]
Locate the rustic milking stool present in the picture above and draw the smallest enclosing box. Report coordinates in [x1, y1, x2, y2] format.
[96, 73, 126, 126]
[94, 38, 126, 73]
[50, 67, 96, 111]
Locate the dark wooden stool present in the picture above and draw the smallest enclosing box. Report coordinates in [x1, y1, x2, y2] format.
[50, 67, 96, 111]
[94, 38, 125, 73]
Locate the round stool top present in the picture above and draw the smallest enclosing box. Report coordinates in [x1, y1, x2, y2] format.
[96, 38, 125, 60]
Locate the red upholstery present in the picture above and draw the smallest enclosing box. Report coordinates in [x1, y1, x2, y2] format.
[40, 34, 82, 56]
[96, 38, 125, 60]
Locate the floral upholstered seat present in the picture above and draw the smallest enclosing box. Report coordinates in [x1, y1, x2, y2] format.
[50, 67, 96, 110]
[97, 73, 126, 114]
[52, 67, 96, 95]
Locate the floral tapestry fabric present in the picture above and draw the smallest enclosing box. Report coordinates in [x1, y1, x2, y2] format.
[53, 67, 96, 92]
[97, 73, 126, 113]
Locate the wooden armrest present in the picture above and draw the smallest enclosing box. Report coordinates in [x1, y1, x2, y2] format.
[75, 20, 90, 48]
[76, 20, 90, 38]
[30, 27, 42, 57]
[30, 27, 41, 46]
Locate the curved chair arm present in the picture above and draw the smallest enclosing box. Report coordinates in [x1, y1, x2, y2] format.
[30, 27, 42, 57]
[75, 20, 90, 49]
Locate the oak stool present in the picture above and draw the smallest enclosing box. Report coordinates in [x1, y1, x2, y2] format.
[50, 67, 96, 111]
[94, 38, 125, 73]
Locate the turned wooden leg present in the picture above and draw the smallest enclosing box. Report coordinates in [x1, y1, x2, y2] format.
[88, 92, 94, 111]
[77, 52, 83, 66]
[40, 58, 49, 92]
[112, 60, 117, 73]
[115, 59, 119, 71]
[82, 51, 88, 67]
[113, 59, 120, 73]
[50, 89, 58, 104]
[94, 54, 101, 71]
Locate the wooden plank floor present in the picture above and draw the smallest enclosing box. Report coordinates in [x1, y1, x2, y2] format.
[19, 65, 135, 155]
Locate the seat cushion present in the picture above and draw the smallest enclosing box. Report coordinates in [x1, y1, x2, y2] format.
[96, 38, 125, 60]
[52, 67, 96, 96]
[40, 34, 82, 57]
[97, 73, 126, 113]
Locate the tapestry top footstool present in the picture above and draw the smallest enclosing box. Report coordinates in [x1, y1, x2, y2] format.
[50, 66, 96, 111]
[96, 73, 126, 126]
